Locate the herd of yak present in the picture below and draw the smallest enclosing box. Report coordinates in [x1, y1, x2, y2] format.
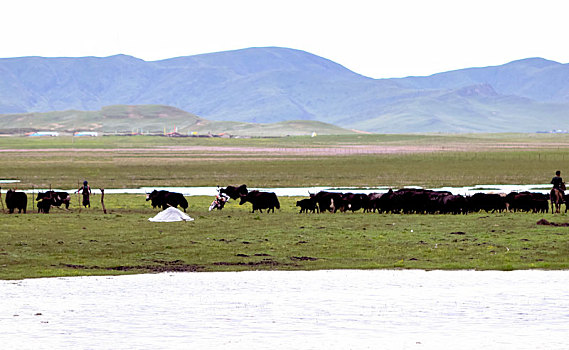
[296, 188, 554, 215]
[3, 189, 70, 214]
[2, 184, 563, 215]
[150, 184, 560, 215]
[146, 186, 281, 214]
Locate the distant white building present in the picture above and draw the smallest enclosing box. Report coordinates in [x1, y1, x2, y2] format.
[27, 131, 59, 137]
[74, 132, 99, 137]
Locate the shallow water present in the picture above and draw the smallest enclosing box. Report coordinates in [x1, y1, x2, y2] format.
[13, 184, 553, 197]
[2, 270, 568, 349]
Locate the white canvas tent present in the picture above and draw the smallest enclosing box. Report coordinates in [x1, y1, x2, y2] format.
[148, 207, 194, 222]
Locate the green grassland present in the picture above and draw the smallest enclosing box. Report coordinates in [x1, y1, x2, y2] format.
[3, 132, 569, 148]
[1, 133, 569, 189]
[1, 133, 569, 279]
[1, 194, 568, 280]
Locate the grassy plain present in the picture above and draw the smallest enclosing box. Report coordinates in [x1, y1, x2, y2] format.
[1, 133, 569, 279]
[1, 133, 569, 189]
[2, 195, 569, 280]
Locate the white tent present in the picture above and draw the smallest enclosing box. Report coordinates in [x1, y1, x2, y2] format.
[148, 207, 194, 222]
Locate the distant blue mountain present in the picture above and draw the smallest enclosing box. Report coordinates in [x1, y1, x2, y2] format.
[1, 47, 568, 133]
[396, 58, 569, 103]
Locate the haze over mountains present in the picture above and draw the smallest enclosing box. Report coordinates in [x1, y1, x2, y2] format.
[1, 47, 568, 133]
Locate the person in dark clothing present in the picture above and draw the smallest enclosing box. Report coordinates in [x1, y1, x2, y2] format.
[551, 170, 564, 190]
[77, 180, 92, 208]
[551, 170, 565, 203]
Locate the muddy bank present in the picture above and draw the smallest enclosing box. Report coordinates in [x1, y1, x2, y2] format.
[60, 260, 202, 273]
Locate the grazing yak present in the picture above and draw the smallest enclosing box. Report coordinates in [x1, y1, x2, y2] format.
[36, 191, 71, 209]
[438, 194, 468, 215]
[146, 190, 189, 212]
[146, 190, 169, 209]
[6, 189, 27, 214]
[296, 198, 318, 213]
[310, 191, 344, 213]
[366, 193, 383, 213]
[341, 193, 370, 213]
[301, 192, 369, 213]
[219, 184, 248, 200]
[505, 192, 549, 213]
[37, 198, 53, 213]
[467, 193, 507, 213]
[239, 190, 280, 213]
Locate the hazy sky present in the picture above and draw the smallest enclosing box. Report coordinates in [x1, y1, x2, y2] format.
[2, 0, 568, 78]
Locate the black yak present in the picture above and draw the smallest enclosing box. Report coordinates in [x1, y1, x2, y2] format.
[36, 191, 70, 209]
[296, 198, 318, 213]
[146, 190, 189, 212]
[219, 184, 248, 200]
[239, 191, 280, 213]
[6, 189, 27, 214]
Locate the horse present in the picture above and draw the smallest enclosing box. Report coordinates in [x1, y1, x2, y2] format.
[550, 187, 565, 213]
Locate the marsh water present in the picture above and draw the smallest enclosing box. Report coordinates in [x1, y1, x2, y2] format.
[13, 184, 553, 197]
[2, 270, 568, 349]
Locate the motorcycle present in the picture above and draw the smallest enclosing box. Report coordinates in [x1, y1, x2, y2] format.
[209, 193, 229, 211]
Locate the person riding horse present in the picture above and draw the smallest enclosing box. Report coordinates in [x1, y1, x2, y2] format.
[550, 170, 565, 213]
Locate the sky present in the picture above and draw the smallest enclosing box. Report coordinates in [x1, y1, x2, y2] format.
[2, 0, 568, 79]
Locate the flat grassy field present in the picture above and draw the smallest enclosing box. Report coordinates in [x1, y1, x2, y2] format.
[2, 133, 569, 189]
[1, 133, 569, 279]
[2, 194, 568, 280]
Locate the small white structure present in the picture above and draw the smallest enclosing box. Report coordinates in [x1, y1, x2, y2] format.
[148, 207, 194, 222]
[74, 132, 99, 137]
[28, 131, 59, 137]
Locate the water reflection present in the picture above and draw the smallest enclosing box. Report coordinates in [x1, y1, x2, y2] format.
[2, 270, 568, 349]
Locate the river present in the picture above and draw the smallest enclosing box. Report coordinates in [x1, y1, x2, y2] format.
[2, 270, 568, 349]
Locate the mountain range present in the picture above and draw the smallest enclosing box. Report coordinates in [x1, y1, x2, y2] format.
[1, 47, 568, 133]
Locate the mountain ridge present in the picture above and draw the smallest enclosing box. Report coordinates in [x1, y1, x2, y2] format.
[1, 47, 568, 133]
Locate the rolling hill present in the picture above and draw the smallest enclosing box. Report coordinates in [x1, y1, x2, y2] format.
[0, 105, 355, 136]
[1, 47, 568, 133]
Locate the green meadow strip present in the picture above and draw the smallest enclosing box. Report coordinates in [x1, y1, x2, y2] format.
[1, 195, 569, 280]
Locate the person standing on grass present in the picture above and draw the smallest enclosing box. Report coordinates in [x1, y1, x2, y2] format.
[77, 180, 92, 208]
[551, 170, 565, 203]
